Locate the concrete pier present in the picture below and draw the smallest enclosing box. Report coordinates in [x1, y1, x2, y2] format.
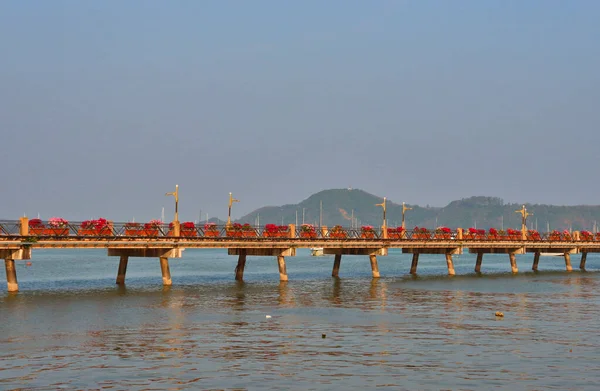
[4, 259, 18, 292]
[509, 253, 518, 273]
[116, 255, 128, 285]
[332, 254, 342, 277]
[475, 252, 483, 273]
[445, 253, 455, 276]
[369, 255, 380, 278]
[410, 253, 419, 274]
[564, 252, 573, 272]
[532, 252, 540, 271]
[277, 255, 288, 281]
[159, 257, 172, 286]
[580, 252, 587, 270]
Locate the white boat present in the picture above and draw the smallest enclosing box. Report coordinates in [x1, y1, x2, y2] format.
[310, 247, 324, 256]
[539, 252, 563, 257]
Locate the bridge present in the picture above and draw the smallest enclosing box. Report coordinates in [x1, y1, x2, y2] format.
[1, 217, 598, 292]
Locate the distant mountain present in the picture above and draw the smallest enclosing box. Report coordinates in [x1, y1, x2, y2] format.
[235, 189, 600, 231]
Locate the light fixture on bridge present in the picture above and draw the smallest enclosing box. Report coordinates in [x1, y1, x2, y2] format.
[165, 185, 180, 235]
[227, 192, 240, 227]
[515, 205, 532, 237]
[165, 185, 179, 223]
[402, 202, 413, 229]
[375, 197, 387, 238]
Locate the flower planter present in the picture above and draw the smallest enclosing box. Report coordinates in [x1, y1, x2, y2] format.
[330, 232, 347, 239]
[435, 234, 451, 240]
[125, 229, 144, 236]
[143, 229, 159, 237]
[226, 231, 242, 238]
[79, 228, 112, 236]
[44, 228, 69, 236]
[29, 227, 46, 235]
[387, 232, 401, 239]
[361, 232, 375, 239]
[180, 230, 197, 237]
[242, 231, 257, 238]
[204, 230, 219, 237]
[300, 232, 317, 238]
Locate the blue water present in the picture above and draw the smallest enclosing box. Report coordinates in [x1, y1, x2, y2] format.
[1, 249, 599, 390]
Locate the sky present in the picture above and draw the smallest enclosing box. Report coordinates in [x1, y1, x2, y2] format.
[1, 0, 599, 223]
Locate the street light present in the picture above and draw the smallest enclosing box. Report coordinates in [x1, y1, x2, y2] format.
[375, 197, 387, 238]
[401, 202, 412, 229]
[165, 184, 179, 235]
[227, 192, 240, 227]
[165, 184, 179, 221]
[515, 205, 532, 236]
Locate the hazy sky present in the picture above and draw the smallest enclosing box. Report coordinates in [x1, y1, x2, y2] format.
[1, 1, 599, 222]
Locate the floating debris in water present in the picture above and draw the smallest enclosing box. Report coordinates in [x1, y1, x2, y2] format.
[322, 334, 326, 339]
[495, 311, 504, 317]
[265, 315, 272, 319]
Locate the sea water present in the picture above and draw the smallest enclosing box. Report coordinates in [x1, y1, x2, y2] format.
[1, 249, 599, 390]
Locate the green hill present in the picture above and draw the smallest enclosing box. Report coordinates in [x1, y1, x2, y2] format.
[235, 189, 600, 231]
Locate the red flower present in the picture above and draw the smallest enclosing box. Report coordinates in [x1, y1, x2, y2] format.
[28, 218, 43, 227]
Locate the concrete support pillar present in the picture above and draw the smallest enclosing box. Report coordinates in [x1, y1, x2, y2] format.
[564, 252, 573, 272]
[445, 253, 455, 276]
[475, 252, 483, 273]
[332, 254, 342, 277]
[116, 255, 129, 285]
[277, 255, 288, 281]
[410, 253, 419, 275]
[509, 252, 518, 273]
[580, 252, 587, 271]
[532, 252, 540, 271]
[235, 251, 246, 281]
[369, 254, 380, 278]
[4, 259, 18, 292]
[159, 257, 172, 286]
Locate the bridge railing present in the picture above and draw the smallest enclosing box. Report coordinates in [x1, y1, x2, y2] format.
[1, 220, 599, 242]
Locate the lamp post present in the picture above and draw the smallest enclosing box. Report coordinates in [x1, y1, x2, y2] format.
[165, 185, 179, 235]
[375, 197, 387, 238]
[227, 192, 240, 227]
[515, 205, 532, 239]
[401, 202, 412, 229]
